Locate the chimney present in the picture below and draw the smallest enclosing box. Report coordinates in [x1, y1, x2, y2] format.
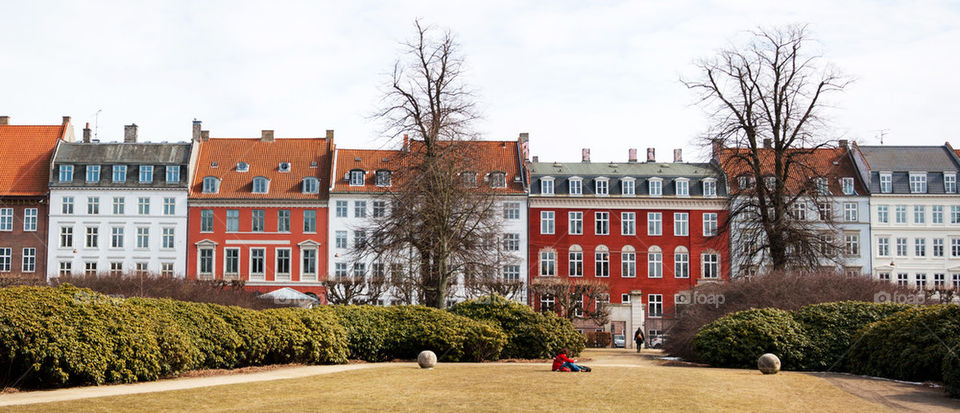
[673, 149, 683, 163]
[838, 139, 849, 149]
[711, 138, 723, 160]
[519, 132, 529, 142]
[83, 123, 92, 143]
[261, 130, 274, 142]
[532, 155, 539, 163]
[628, 148, 638, 163]
[402, 134, 410, 152]
[582, 148, 590, 163]
[325, 129, 334, 139]
[646, 148, 656, 162]
[0, 116, 8, 125]
[192, 119, 202, 142]
[62, 116, 71, 125]
[124, 124, 138, 143]
[201, 130, 210, 142]
[763, 138, 772, 148]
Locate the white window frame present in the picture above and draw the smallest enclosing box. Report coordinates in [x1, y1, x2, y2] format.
[568, 177, 583, 196]
[594, 245, 609, 277]
[539, 249, 556, 276]
[909, 172, 927, 193]
[594, 177, 609, 196]
[844, 202, 858, 222]
[647, 212, 662, 236]
[540, 177, 555, 195]
[621, 177, 635, 196]
[674, 247, 689, 278]
[86, 165, 100, 182]
[703, 213, 718, 236]
[275, 248, 292, 280]
[675, 178, 689, 197]
[23, 208, 37, 232]
[648, 178, 663, 197]
[841, 177, 854, 195]
[621, 246, 636, 278]
[166, 165, 180, 183]
[701, 251, 720, 279]
[879, 172, 892, 193]
[568, 211, 583, 235]
[568, 245, 583, 277]
[540, 211, 555, 234]
[112, 165, 126, 183]
[349, 170, 365, 186]
[139, 165, 154, 183]
[224, 247, 241, 276]
[945, 173, 957, 193]
[674, 212, 688, 236]
[621, 212, 635, 236]
[595, 212, 609, 235]
[647, 246, 662, 278]
[249, 247, 266, 280]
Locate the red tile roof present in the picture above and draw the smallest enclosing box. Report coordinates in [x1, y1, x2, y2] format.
[718, 147, 867, 195]
[331, 139, 527, 194]
[0, 124, 67, 196]
[189, 137, 333, 200]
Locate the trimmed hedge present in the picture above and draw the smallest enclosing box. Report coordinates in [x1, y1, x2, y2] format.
[692, 308, 809, 369]
[793, 301, 911, 371]
[944, 352, 960, 398]
[449, 295, 585, 358]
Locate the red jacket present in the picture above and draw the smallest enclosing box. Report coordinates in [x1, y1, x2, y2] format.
[552, 353, 576, 371]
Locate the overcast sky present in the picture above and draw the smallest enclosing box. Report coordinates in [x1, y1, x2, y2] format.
[2, 1, 959, 162]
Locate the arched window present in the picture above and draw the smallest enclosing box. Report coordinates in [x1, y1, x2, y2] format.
[201, 176, 220, 194]
[489, 171, 507, 188]
[648, 246, 663, 278]
[621, 245, 636, 278]
[568, 244, 583, 277]
[252, 176, 270, 194]
[674, 246, 689, 278]
[595, 245, 609, 277]
[302, 177, 319, 194]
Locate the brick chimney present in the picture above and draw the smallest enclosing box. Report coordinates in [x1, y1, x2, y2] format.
[673, 149, 682, 163]
[192, 119, 202, 142]
[124, 124, 138, 143]
[532, 155, 539, 162]
[0, 116, 8, 125]
[711, 138, 723, 160]
[402, 134, 410, 152]
[582, 148, 590, 163]
[628, 148, 638, 163]
[261, 130, 274, 142]
[83, 123, 92, 143]
[201, 130, 210, 142]
[646, 148, 656, 162]
[763, 138, 772, 148]
[326, 129, 334, 139]
[838, 139, 849, 149]
[62, 116, 71, 125]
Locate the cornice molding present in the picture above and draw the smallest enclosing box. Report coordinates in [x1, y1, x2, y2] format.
[528, 197, 727, 210]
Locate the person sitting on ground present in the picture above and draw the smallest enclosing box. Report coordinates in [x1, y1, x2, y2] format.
[552, 348, 590, 372]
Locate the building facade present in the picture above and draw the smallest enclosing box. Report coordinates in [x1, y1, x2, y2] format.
[186, 125, 333, 299]
[0, 115, 72, 278]
[46, 124, 194, 278]
[528, 148, 729, 345]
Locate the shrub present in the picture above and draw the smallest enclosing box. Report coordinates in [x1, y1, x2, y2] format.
[49, 274, 279, 309]
[585, 331, 612, 348]
[943, 352, 960, 398]
[693, 308, 809, 369]
[793, 301, 911, 371]
[327, 306, 391, 361]
[848, 305, 960, 382]
[129, 298, 244, 369]
[450, 295, 585, 358]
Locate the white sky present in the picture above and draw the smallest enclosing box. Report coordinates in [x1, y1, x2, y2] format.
[2, 1, 958, 163]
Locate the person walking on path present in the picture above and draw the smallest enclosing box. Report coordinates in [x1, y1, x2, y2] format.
[634, 328, 645, 352]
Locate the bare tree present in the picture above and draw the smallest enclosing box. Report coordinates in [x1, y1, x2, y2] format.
[362, 20, 513, 308]
[685, 25, 850, 272]
[530, 278, 610, 326]
[322, 275, 388, 305]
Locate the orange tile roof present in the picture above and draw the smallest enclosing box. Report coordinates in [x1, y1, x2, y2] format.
[0, 124, 66, 196]
[718, 146, 867, 195]
[331, 139, 527, 194]
[189, 137, 332, 200]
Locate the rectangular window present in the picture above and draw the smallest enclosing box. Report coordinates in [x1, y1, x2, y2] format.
[946, 174, 957, 193]
[251, 209, 265, 232]
[354, 201, 367, 218]
[60, 226, 73, 248]
[877, 205, 889, 223]
[85, 262, 97, 277]
[139, 165, 153, 183]
[161, 263, 174, 277]
[85, 226, 98, 248]
[702, 253, 719, 278]
[166, 166, 180, 183]
[375, 171, 391, 187]
[110, 262, 123, 276]
[703, 180, 717, 197]
[334, 263, 348, 278]
[540, 250, 555, 276]
[844, 233, 860, 256]
[622, 252, 636, 278]
[302, 249, 317, 277]
[844, 203, 858, 222]
[895, 238, 908, 256]
[541, 179, 554, 195]
[503, 202, 521, 219]
[0, 209, 11, 231]
[952, 206, 960, 224]
[819, 203, 833, 221]
[914, 205, 925, 224]
[87, 197, 99, 215]
[934, 238, 945, 257]
[569, 179, 582, 195]
[622, 212, 636, 236]
[112, 165, 126, 183]
[0, 248, 10, 272]
[915, 238, 926, 257]
[353, 230, 366, 248]
[877, 272, 890, 282]
[954, 274, 960, 289]
[335, 231, 347, 249]
[675, 180, 689, 196]
[138, 197, 150, 215]
[877, 237, 890, 256]
[568, 211, 583, 235]
[649, 179, 662, 196]
[674, 213, 688, 236]
[59, 165, 73, 182]
[895, 205, 907, 223]
[595, 179, 608, 196]
[200, 209, 214, 232]
[503, 265, 520, 281]
[952, 239, 960, 257]
[163, 197, 175, 216]
[137, 262, 150, 276]
[841, 177, 854, 195]
[275, 249, 291, 277]
[113, 197, 125, 215]
[622, 179, 635, 195]
[569, 250, 583, 277]
[897, 273, 909, 286]
[595, 250, 609, 277]
[162, 228, 175, 249]
[648, 294, 663, 317]
[277, 210, 291, 232]
[136, 227, 149, 249]
[933, 205, 944, 224]
[111, 227, 124, 248]
[250, 248, 265, 279]
[335, 201, 348, 218]
[910, 173, 927, 193]
[62, 196, 74, 214]
[648, 250, 662, 278]
[595, 212, 609, 235]
[226, 210, 239, 232]
[86, 165, 100, 182]
[23, 208, 37, 231]
[349, 170, 364, 186]
[503, 233, 520, 251]
[373, 201, 387, 218]
[199, 248, 214, 275]
[224, 248, 240, 275]
[703, 213, 718, 236]
[541, 211, 555, 234]
[934, 273, 946, 288]
[621, 294, 631, 304]
[675, 252, 689, 278]
[21, 249, 35, 273]
[647, 212, 662, 236]
[303, 210, 317, 233]
[916, 273, 927, 289]
[879, 173, 892, 193]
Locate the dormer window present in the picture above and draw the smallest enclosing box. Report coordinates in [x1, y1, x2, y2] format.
[763, 176, 775, 192]
[879, 172, 892, 193]
[568, 177, 583, 196]
[112, 165, 127, 183]
[236, 162, 249, 172]
[375, 170, 392, 187]
[201, 176, 220, 194]
[702, 178, 717, 197]
[676, 178, 690, 197]
[489, 172, 507, 188]
[253, 177, 270, 194]
[349, 170, 365, 186]
[86, 165, 100, 182]
[621, 177, 636, 195]
[909, 172, 927, 193]
[139, 165, 153, 183]
[541, 177, 555, 195]
[461, 171, 477, 187]
[815, 177, 829, 195]
[278, 162, 291, 173]
[737, 175, 755, 190]
[648, 177, 663, 197]
[58, 165, 73, 182]
[841, 177, 855, 195]
[302, 177, 319, 194]
[595, 177, 609, 196]
[166, 166, 180, 183]
[945, 173, 957, 193]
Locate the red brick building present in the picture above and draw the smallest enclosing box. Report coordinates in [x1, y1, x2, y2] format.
[186, 126, 333, 299]
[0, 116, 73, 277]
[528, 148, 729, 344]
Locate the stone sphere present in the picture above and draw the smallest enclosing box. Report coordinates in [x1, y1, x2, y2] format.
[417, 350, 437, 369]
[758, 353, 781, 374]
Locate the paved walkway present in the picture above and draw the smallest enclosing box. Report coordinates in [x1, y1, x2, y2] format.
[0, 363, 394, 407]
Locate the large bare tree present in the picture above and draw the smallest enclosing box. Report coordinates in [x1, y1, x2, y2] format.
[685, 25, 850, 273]
[358, 20, 516, 308]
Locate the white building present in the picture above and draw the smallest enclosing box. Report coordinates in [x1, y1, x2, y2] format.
[855, 144, 960, 289]
[46, 124, 195, 279]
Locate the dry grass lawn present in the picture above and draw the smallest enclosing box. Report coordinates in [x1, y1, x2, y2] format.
[0, 358, 890, 412]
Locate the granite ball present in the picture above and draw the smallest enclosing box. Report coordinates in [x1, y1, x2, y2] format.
[758, 353, 781, 374]
[418, 350, 437, 369]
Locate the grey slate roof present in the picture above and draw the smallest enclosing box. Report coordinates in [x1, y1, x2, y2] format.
[529, 161, 727, 197]
[50, 142, 192, 189]
[858, 145, 960, 195]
